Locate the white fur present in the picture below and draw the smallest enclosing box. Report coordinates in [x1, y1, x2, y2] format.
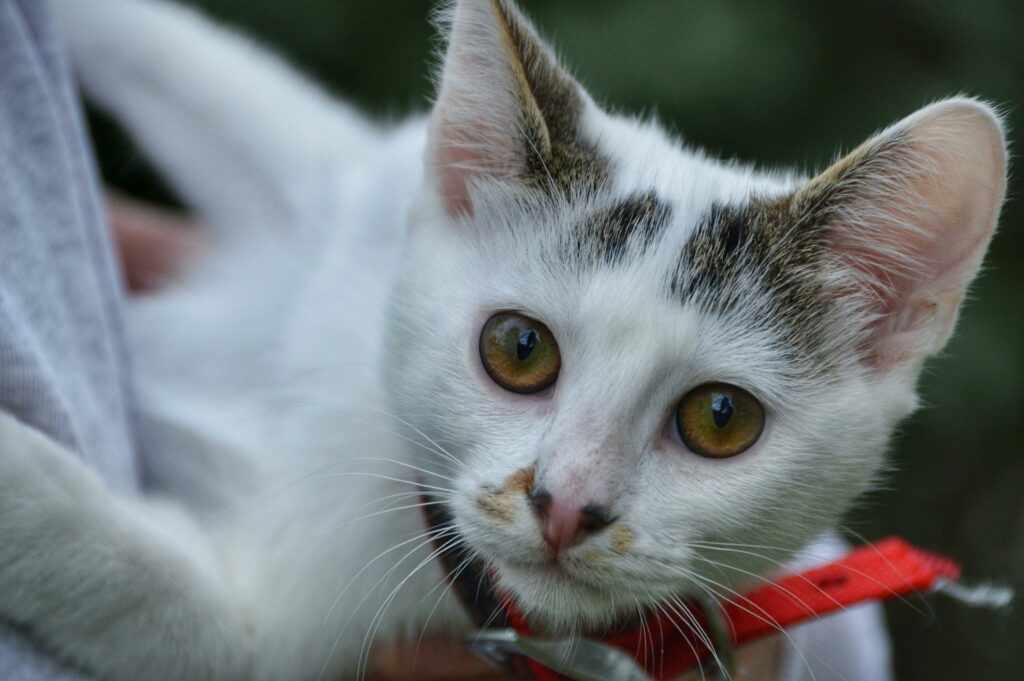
[0, 0, 1004, 679]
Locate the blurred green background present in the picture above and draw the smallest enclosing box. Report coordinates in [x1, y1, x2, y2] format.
[88, 1, 1023, 678]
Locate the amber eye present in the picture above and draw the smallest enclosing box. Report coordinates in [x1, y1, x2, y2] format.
[676, 383, 765, 458]
[479, 312, 561, 394]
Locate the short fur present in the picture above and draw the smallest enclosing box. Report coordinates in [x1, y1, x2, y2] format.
[0, 1, 1006, 680]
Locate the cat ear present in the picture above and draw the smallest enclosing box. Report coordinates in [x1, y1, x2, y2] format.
[428, 0, 592, 216]
[797, 98, 1007, 373]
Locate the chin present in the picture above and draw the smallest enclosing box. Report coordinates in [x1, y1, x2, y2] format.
[490, 556, 682, 634]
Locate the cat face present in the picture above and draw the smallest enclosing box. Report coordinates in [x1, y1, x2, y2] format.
[385, 0, 1006, 631]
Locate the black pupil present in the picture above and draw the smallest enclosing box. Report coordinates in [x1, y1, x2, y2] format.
[711, 394, 734, 429]
[517, 329, 539, 361]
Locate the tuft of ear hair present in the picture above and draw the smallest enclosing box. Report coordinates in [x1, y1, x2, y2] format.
[427, 0, 601, 216]
[796, 98, 1007, 373]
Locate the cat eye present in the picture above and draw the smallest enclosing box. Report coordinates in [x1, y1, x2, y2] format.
[479, 312, 561, 394]
[676, 383, 765, 458]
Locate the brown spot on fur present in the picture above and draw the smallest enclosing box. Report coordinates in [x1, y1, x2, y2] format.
[609, 524, 635, 555]
[505, 464, 536, 495]
[475, 491, 517, 524]
[475, 465, 536, 524]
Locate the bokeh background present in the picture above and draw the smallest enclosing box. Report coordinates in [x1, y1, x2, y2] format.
[87, 1, 1024, 679]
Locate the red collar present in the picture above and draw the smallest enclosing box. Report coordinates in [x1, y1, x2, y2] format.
[422, 503, 960, 680]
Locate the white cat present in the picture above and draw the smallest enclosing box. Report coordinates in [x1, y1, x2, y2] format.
[0, 0, 1005, 679]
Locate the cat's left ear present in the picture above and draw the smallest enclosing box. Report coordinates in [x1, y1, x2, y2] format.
[427, 0, 596, 217]
[799, 98, 1007, 373]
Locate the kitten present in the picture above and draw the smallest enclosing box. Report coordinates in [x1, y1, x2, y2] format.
[0, 0, 1005, 680]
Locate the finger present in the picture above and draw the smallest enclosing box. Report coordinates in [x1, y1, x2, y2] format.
[370, 636, 512, 681]
[106, 190, 206, 293]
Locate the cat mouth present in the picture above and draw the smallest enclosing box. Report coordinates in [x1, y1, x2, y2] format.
[494, 550, 632, 595]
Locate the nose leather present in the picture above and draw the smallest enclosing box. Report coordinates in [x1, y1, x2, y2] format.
[543, 500, 586, 554]
[529, 489, 613, 556]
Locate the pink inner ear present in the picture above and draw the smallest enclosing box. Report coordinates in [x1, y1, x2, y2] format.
[425, 0, 568, 220]
[865, 203, 995, 370]
[823, 99, 1006, 372]
[435, 135, 477, 218]
[431, 112, 529, 218]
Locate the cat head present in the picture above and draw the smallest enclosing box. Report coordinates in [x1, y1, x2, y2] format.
[384, 0, 1006, 631]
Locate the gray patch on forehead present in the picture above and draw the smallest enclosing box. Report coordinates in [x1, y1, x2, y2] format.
[670, 197, 838, 371]
[577, 192, 672, 265]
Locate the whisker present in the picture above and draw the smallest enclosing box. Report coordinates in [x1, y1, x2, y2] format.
[316, 525, 458, 681]
[313, 410, 464, 471]
[836, 524, 937, 618]
[356, 534, 466, 679]
[662, 594, 724, 678]
[649, 596, 707, 681]
[689, 540, 927, 617]
[689, 552, 849, 619]
[315, 471, 453, 495]
[632, 596, 652, 676]
[354, 405, 466, 470]
[349, 456, 455, 483]
[642, 555, 817, 680]
[415, 551, 479, 657]
[684, 573, 822, 681]
[319, 498, 452, 535]
[236, 393, 466, 474]
[323, 524, 457, 627]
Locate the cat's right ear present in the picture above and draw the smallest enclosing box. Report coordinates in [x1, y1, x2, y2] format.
[427, 0, 591, 217]
[798, 98, 1007, 375]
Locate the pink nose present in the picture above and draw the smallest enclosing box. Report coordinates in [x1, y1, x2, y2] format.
[529, 490, 613, 556]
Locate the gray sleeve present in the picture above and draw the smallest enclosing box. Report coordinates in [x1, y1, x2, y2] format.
[0, 0, 139, 677]
[0, 625, 89, 681]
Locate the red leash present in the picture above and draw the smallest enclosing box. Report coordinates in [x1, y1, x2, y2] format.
[498, 537, 960, 680]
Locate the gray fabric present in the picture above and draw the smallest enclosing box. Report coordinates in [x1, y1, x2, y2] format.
[0, 0, 139, 677]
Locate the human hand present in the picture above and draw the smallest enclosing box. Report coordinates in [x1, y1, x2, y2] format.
[368, 635, 512, 681]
